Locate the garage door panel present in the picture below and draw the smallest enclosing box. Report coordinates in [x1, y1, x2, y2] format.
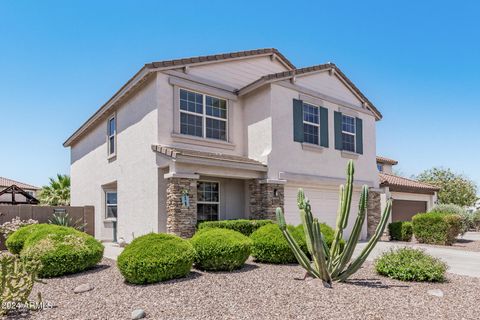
[285, 185, 364, 239]
[392, 200, 427, 221]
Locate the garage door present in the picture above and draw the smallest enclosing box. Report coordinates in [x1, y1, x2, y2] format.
[284, 184, 364, 239]
[392, 200, 427, 221]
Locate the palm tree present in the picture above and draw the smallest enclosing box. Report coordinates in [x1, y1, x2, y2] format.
[38, 174, 71, 206]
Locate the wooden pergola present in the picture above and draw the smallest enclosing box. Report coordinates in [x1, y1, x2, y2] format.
[0, 185, 40, 205]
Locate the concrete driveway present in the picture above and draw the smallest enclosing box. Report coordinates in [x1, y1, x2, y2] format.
[356, 232, 480, 278]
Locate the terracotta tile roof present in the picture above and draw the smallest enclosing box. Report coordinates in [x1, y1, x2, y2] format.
[0, 177, 40, 190]
[145, 48, 296, 70]
[376, 156, 398, 165]
[238, 63, 382, 120]
[152, 145, 266, 167]
[379, 173, 439, 194]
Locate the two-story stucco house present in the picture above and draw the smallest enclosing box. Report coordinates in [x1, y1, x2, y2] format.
[64, 48, 384, 243]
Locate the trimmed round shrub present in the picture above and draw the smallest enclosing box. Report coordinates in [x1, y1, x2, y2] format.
[190, 228, 252, 271]
[6, 224, 52, 254]
[17, 224, 104, 278]
[375, 248, 447, 282]
[197, 219, 273, 236]
[117, 233, 195, 284]
[412, 212, 462, 245]
[250, 224, 306, 264]
[388, 221, 413, 242]
[295, 223, 345, 251]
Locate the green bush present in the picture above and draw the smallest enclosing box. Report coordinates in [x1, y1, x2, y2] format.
[388, 221, 413, 242]
[250, 224, 307, 264]
[197, 219, 273, 236]
[412, 212, 462, 245]
[375, 248, 447, 282]
[474, 211, 480, 231]
[295, 223, 345, 250]
[14, 224, 104, 278]
[117, 233, 195, 284]
[6, 224, 51, 254]
[431, 204, 473, 235]
[190, 228, 252, 271]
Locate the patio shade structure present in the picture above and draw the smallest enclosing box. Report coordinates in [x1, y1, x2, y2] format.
[0, 185, 40, 205]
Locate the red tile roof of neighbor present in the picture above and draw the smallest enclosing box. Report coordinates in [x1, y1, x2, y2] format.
[376, 156, 398, 165]
[0, 177, 40, 190]
[379, 172, 439, 194]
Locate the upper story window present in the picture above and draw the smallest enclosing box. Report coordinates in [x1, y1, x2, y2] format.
[107, 115, 116, 156]
[180, 89, 227, 141]
[303, 103, 320, 145]
[377, 163, 384, 172]
[341, 115, 356, 152]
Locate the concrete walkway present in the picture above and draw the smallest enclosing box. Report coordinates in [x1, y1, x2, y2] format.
[103, 242, 123, 260]
[356, 232, 480, 278]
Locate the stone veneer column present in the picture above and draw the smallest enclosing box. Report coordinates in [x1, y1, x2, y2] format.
[166, 178, 197, 238]
[249, 179, 285, 220]
[367, 189, 382, 239]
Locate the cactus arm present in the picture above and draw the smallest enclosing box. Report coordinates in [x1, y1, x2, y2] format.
[300, 207, 314, 256]
[336, 199, 392, 282]
[329, 185, 345, 263]
[331, 185, 368, 278]
[311, 219, 332, 286]
[276, 208, 320, 278]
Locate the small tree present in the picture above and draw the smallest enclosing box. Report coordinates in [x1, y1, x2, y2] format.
[38, 174, 71, 206]
[416, 168, 477, 207]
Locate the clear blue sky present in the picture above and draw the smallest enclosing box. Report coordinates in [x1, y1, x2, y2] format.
[1, 1, 479, 188]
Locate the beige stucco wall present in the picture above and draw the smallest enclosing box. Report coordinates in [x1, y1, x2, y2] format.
[268, 83, 378, 186]
[70, 76, 159, 242]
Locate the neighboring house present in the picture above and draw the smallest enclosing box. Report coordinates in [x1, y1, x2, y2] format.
[0, 177, 40, 205]
[64, 48, 383, 243]
[376, 156, 439, 222]
[465, 199, 480, 214]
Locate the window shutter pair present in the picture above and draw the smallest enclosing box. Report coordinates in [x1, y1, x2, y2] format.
[334, 111, 363, 154]
[292, 99, 329, 147]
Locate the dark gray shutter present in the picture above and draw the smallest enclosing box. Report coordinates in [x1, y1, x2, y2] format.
[319, 107, 329, 147]
[356, 117, 363, 154]
[293, 99, 304, 143]
[334, 111, 343, 150]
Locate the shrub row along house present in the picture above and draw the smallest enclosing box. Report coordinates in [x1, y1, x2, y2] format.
[63, 48, 438, 243]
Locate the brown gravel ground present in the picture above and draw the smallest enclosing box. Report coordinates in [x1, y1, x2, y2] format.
[5, 258, 480, 320]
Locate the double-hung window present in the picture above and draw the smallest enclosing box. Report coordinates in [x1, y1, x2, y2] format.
[302, 103, 320, 145]
[105, 191, 117, 219]
[107, 115, 116, 156]
[341, 115, 356, 152]
[197, 181, 219, 221]
[180, 89, 227, 141]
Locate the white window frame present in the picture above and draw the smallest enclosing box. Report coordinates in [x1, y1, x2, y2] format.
[105, 190, 117, 220]
[179, 88, 228, 141]
[341, 114, 356, 153]
[302, 102, 320, 145]
[107, 114, 116, 158]
[196, 180, 220, 221]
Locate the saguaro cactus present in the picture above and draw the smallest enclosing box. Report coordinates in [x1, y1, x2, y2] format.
[276, 160, 392, 287]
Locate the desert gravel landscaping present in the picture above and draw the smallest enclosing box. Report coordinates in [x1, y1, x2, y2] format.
[9, 258, 479, 320]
